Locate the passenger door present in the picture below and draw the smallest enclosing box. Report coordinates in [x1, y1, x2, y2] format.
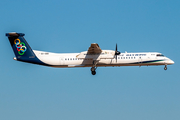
[60, 57, 64, 65]
[138, 57, 142, 65]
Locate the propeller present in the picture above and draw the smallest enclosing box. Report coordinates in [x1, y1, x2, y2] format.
[114, 44, 121, 62]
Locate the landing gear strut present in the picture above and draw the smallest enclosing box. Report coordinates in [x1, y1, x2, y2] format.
[164, 65, 167, 70]
[91, 60, 98, 75]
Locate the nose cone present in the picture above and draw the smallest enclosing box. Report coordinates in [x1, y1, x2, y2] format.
[169, 60, 174, 64]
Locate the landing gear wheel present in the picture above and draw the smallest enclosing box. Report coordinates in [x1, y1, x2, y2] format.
[91, 67, 97, 75]
[92, 71, 96, 75]
[91, 67, 96, 72]
[164, 65, 167, 70]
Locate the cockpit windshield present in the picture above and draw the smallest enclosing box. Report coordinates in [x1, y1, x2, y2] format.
[156, 54, 165, 57]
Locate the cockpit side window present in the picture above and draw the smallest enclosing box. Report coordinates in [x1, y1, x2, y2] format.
[156, 54, 165, 57]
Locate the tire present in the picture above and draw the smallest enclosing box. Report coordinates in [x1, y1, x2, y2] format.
[92, 71, 96, 75]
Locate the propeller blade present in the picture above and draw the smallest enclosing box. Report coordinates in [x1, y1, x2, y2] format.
[114, 43, 120, 62]
[116, 54, 117, 62]
[116, 43, 117, 52]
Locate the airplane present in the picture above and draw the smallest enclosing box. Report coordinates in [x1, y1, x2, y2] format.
[6, 32, 174, 75]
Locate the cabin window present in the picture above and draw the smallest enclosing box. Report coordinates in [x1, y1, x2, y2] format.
[157, 54, 165, 57]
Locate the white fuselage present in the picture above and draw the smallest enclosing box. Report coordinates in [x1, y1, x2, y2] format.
[33, 50, 174, 68]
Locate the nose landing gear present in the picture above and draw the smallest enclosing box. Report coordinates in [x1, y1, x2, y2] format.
[164, 65, 167, 70]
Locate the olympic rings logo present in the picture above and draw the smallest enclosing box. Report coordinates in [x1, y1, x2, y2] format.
[14, 39, 27, 55]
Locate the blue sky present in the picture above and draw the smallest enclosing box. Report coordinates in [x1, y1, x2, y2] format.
[0, 0, 180, 120]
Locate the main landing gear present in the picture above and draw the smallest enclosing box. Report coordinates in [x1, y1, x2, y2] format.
[164, 65, 167, 70]
[91, 67, 97, 75]
[91, 60, 98, 75]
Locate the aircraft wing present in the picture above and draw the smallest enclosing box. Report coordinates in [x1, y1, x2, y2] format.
[77, 43, 114, 60]
[87, 43, 102, 54]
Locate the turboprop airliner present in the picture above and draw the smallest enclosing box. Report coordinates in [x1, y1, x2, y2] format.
[6, 32, 174, 75]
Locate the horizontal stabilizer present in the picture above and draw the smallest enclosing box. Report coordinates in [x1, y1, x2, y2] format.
[6, 32, 25, 37]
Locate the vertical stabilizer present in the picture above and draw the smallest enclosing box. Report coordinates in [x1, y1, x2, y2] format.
[6, 32, 35, 58]
[6, 32, 46, 65]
